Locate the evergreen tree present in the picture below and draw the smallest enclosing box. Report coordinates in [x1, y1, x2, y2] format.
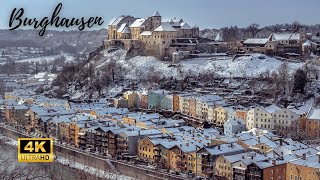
[293, 69, 307, 94]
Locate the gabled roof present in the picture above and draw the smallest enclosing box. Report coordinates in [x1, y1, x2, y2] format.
[204, 143, 245, 155]
[302, 40, 311, 46]
[215, 33, 223, 42]
[264, 104, 281, 114]
[154, 23, 177, 32]
[307, 108, 320, 120]
[180, 22, 192, 30]
[271, 33, 300, 41]
[225, 118, 245, 126]
[153, 11, 161, 17]
[117, 23, 127, 33]
[109, 16, 124, 26]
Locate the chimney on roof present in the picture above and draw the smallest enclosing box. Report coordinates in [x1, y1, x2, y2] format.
[272, 160, 276, 165]
[302, 153, 306, 160]
[218, 145, 221, 150]
[180, 144, 182, 147]
[186, 142, 189, 146]
[280, 139, 283, 146]
[242, 155, 245, 159]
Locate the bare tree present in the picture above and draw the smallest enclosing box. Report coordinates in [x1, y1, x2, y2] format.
[247, 23, 260, 38]
[292, 21, 303, 33]
[222, 26, 240, 42]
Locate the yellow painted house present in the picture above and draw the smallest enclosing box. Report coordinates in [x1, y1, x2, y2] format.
[168, 143, 197, 174]
[137, 137, 158, 164]
[69, 122, 84, 147]
[213, 106, 236, 126]
[123, 91, 139, 109]
[58, 121, 70, 142]
[286, 153, 320, 180]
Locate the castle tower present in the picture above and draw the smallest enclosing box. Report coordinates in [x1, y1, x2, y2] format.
[299, 28, 307, 44]
[151, 11, 161, 30]
[192, 25, 200, 38]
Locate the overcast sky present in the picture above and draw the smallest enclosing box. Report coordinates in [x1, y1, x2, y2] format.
[0, 0, 319, 30]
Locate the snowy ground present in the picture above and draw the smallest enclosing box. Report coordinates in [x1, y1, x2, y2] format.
[96, 49, 305, 79]
[56, 158, 135, 180]
[0, 132, 135, 180]
[15, 54, 75, 64]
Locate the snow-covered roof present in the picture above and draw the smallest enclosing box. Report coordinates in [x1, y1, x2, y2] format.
[243, 38, 269, 45]
[154, 23, 176, 32]
[288, 100, 313, 115]
[224, 151, 268, 164]
[205, 143, 245, 155]
[180, 22, 192, 30]
[117, 23, 127, 33]
[109, 16, 124, 26]
[153, 11, 161, 17]
[130, 18, 146, 28]
[264, 104, 281, 113]
[242, 136, 278, 148]
[289, 154, 320, 169]
[196, 95, 223, 103]
[302, 40, 311, 46]
[307, 108, 320, 120]
[271, 33, 300, 41]
[34, 72, 47, 79]
[140, 31, 152, 36]
[225, 118, 245, 126]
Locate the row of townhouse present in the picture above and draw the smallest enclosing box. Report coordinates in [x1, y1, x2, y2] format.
[246, 103, 317, 133]
[117, 90, 316, 131]
[133, 126, 320, 179]
[116, 90, 237, 125]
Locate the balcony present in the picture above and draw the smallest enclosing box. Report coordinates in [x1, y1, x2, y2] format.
[96, 136, 102, 140]
[202, 163, 214, 167]
[177, 162, 186, 170]
[176, 153, 184, 158]
[117, 138, 125, 142]
[109, 135, 115, 139]
[118, 143, 128, 148]
[202, 168, 214, 175]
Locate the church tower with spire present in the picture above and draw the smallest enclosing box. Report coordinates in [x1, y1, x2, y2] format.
[151, 11, 161, 30]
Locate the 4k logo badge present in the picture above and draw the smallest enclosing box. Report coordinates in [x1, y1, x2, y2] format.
[18, 138, 53, 162]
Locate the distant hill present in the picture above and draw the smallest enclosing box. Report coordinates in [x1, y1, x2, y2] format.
[0, 29, 107, 52]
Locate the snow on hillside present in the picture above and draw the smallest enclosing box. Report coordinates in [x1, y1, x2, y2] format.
[96, 49, 304, 79]
[180, 55, 304, 77]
